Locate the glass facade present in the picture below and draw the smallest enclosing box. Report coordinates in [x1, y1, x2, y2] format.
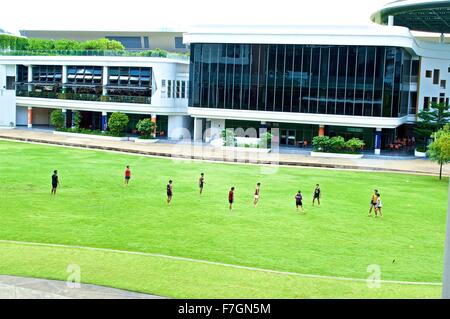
[189, 43, 413, 118]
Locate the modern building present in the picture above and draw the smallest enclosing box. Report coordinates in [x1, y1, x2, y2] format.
[185, 0, 450, 154]
[1, 0, 450, 155]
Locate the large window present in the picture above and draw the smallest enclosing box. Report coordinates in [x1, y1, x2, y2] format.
[67, 66, 103, 85]
[16, 65, 28, 83]
[32, 65, 62, 83]
[107, 67, 152, 97]
[189, 43, 413, 118]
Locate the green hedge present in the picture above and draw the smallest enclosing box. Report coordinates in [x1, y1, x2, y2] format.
[0, 34, 125, 51]
[312, 135, 365, 154]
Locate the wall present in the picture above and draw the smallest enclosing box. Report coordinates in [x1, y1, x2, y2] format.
[418, 56, 450, 111]
[0, 64, 16, 127]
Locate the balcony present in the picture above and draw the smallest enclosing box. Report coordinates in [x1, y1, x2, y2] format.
[16, 90, 151, 105]
[0, 49, 189, 62]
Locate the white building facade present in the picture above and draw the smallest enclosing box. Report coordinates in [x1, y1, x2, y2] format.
[0, 54, 191, 139]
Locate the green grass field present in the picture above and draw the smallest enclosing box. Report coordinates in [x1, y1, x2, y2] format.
[0, 139, 448, 298]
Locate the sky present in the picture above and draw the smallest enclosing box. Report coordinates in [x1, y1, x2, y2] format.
[0, 0, 389, 34]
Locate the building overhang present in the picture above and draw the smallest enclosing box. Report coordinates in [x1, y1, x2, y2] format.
[371, 0, 450, 34]
[0, 55, 189, 66]
[16, 97, 188, 116]
[188, 107, 409, 129]
[184, 24, 450, 59]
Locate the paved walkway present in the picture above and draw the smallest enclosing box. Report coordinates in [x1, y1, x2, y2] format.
[0, 275, 163, 299]
[0, 128, 447, 176]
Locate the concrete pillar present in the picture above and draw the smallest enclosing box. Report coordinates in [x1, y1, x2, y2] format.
[193, 117, 203, 142]
[151, 114, 157, 138]
[318, 125, 325, 137]
[102, 66, 108, 96]
[101, 111, 108, 132]
[374, 128, 382, 155]
[440, 33, 445, 44]
[27, 107, 32, 128]
[62, 66, 68, 93]
[27, 66, 33, 92]
[388, 15, 394, 26]
[62, 109, 67, 128]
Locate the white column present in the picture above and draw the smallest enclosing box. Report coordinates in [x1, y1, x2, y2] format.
[374, 128, 382, 155]
[62, 109, 67, 128]
[102, 66, 108, 96]
[27, 66, 33, 92]
[193, 117, 203, 142]
[388, 15, 394, 26]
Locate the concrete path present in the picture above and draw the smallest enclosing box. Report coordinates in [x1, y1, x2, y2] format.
[0, 275, 164, 299]
[0, 128, 447, 176]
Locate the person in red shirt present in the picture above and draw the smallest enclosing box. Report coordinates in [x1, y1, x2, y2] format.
[228, 187, 235, 210]
[124, 166, 131, 185]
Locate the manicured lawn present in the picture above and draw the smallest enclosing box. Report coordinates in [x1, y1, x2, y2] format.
[0, 140, 447, 298]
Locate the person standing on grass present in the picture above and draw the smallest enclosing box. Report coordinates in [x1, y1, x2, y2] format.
[375, 194, 383, 218]
[368, 189, 379, 217]
[167, 180, 173, 204]
[199, 173, 205, 195]
[51, 170, 60, 195]
[253, 183, 261, 207]
[295, 191, 304, 213]
[124, 165, 131, 186]
[228, 187, 235, 210]
[312, 184, 321, 207]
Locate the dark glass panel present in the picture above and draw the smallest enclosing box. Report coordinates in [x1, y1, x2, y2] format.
[345, 47, 357, 115]
[300, 47, 311, 113]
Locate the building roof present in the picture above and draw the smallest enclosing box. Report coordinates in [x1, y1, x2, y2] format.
[371, 0, 450, 33]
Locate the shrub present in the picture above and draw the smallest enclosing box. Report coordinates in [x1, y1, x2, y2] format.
[329, 136, 346, 152]
[50, 110, 65, 129]
[72, 111, 82, 129]
[108, 112, 129, 137]
[221, 129, 236, 146]
[344, 138, 365, 153]
[312, 136, 331, 152]
[259, 132, 273, 149]
[136, 118, 156, 139]
[313, 135, 365, 154]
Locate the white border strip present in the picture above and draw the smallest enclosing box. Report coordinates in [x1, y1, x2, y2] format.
[0, 240, 441, 286]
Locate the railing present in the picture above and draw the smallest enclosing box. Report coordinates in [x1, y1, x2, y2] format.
[0, 49, 189, 61]
[16, 90, 151, 105]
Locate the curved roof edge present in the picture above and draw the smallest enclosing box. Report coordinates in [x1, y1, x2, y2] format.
[184, 24, 450, 59]
[371, 0, 450, 33]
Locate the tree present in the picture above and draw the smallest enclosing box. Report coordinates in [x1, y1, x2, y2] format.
[414, 102, 450, 147]
[107, 112, 129, 136]
[50, 110, 65, 130]
[136, 118, 156, 139]
[428, 124, 450, 180]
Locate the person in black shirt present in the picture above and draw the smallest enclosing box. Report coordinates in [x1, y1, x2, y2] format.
[199, 173, 205, 195]
[167, 180, 173, 204]
[312, 184, 321, 207]
[51, 170, 59, 195]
